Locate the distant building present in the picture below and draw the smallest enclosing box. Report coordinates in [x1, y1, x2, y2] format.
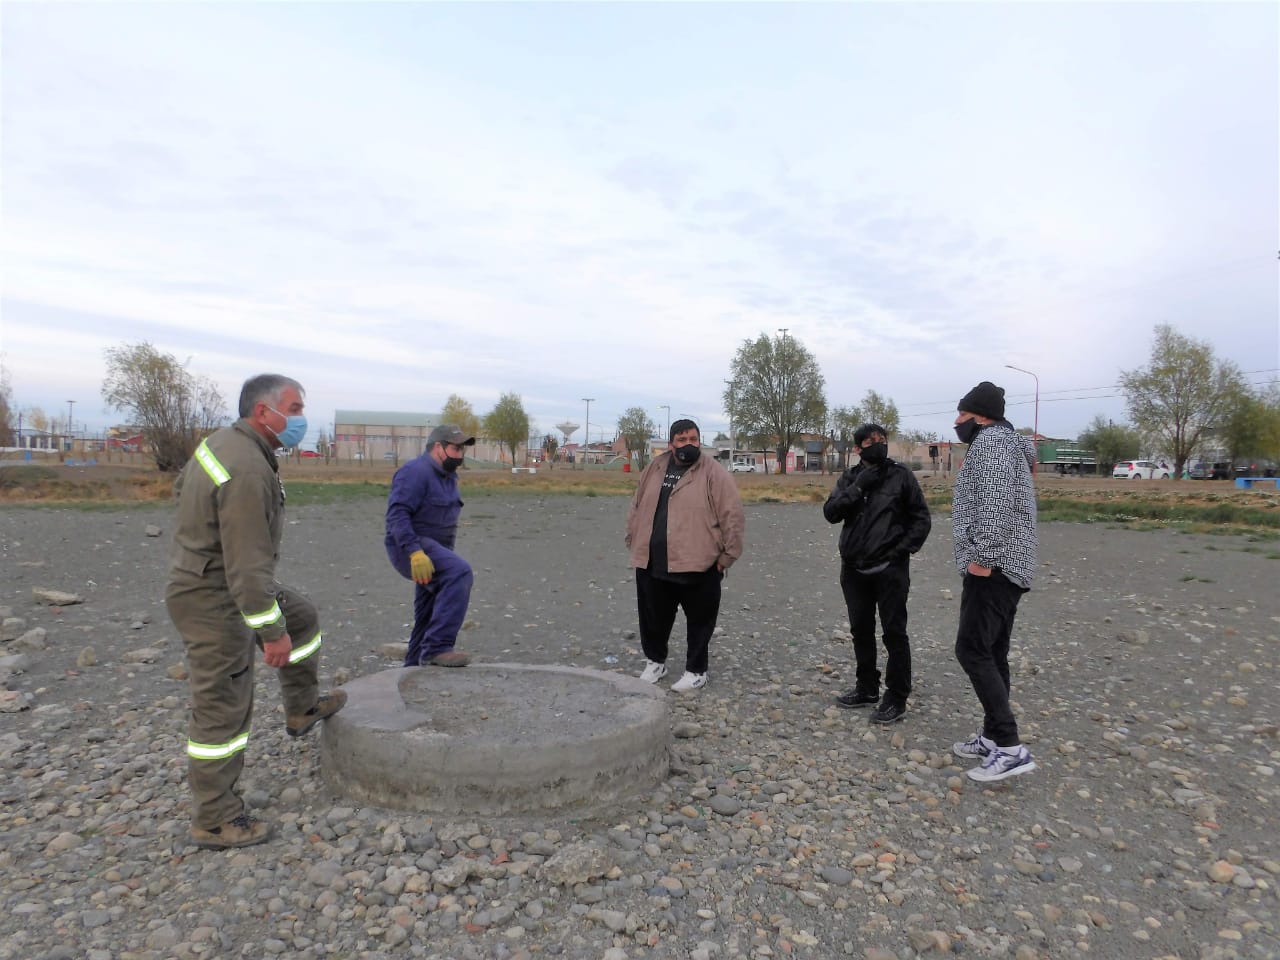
[333, 410, 438, 463]
[333, 410, 523, 465]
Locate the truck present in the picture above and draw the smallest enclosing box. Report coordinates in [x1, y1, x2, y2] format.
[1037, 440, 1097, 475]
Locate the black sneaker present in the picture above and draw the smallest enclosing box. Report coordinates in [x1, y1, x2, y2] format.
[835, 686, 879, 709]
[869, 699, 907, 724]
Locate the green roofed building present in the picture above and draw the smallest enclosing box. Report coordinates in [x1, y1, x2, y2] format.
[333, 410, 439, 463]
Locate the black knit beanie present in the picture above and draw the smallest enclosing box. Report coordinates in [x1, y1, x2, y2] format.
[958, 381, 1006, 420]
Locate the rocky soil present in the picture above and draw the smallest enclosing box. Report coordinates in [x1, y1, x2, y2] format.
[1, 493, 1277, 960]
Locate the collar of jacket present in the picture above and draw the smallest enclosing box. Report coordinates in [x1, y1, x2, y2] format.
[232, 418, 279, 464]
[661, 450, 706, 472]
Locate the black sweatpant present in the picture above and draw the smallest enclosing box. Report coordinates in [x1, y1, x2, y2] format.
[635, 566, 722, 675]
[954, 570, 1027, 747]
[839, 556, 912, 703]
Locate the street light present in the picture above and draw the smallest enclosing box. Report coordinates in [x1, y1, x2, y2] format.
[1004, 364, 1039, 475]
[658, 404, 670, 441]
[581, 398, 594, 469]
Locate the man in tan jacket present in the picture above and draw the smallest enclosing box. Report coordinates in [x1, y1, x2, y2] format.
[166, 373, 346, 849]
[626, 418, 745, 692]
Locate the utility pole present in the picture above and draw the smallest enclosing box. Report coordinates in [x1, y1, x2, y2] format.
[66, 400, 76, 452]
[581, 398, 594, 469]
[1004, 364, 1039, 476]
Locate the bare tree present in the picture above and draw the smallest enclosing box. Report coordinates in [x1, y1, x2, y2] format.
[897, 428, 934, 469]
[0, 360, 14, 446]
[102, 342, 228, 472]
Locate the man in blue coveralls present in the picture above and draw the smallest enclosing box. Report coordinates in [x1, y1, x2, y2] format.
[384, 424, 476, 667]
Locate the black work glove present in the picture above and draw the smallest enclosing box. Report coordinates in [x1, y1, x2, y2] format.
[853, 465, 881, 493]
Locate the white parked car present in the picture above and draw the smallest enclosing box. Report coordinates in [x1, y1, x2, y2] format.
[1112, 460, 1172, 479]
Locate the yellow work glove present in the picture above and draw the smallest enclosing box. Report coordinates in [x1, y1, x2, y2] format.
[409, 549, 435, 584]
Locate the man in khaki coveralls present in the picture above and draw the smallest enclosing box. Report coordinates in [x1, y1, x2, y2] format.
[166, 373, 346, 849]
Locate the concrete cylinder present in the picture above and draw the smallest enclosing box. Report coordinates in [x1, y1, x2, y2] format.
[320, 663, 670, 815]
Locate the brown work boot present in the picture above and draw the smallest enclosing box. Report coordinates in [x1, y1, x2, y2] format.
[285, 689, 348, 738]
[424, 650, 471, 667]
[191, 813, 272, 850]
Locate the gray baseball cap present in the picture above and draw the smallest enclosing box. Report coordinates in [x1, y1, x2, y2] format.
[428, 424, 476, 447]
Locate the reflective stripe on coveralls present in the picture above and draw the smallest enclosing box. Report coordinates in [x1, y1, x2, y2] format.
[194, 440, 231, 487]
[195, 438, 288, 632]
[242, 601, 282, 629]
[288, 630, 322, 664]
[187, 731, 250, 761]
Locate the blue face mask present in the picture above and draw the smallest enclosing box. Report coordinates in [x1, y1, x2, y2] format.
[266, 406, 308, 449]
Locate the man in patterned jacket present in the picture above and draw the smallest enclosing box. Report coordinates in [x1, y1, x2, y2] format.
[167, 373, 346, 849]
[950, 381, 1039, 782]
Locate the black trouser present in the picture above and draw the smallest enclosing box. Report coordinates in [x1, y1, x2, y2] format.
[954, 571, 1027, 747]
[839, 557, 911, 703]
[635, 566, 721, 675]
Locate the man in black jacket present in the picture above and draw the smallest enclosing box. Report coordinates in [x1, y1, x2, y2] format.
[823, 424, 932, 723]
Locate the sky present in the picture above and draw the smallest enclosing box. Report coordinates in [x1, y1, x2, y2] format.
[2, 1, 1277, 449]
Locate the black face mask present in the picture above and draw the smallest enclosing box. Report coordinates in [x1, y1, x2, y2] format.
[859, 442, 888, 464]
[672, 444, 701, 466]
[442, 455, 465, 473]
[954, 418, 982, 444]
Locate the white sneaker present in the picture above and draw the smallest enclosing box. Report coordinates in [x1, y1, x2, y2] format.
[638, 660, 668, 684]
[671, 671, 707, 692]
[967, 745, 1037, 782]
[952, 733, 996, 760]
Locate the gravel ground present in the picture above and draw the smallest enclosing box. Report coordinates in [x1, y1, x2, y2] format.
[1, 492, 1278, 960]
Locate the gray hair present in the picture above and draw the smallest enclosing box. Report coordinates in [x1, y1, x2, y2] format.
[238, 374, 304, 418]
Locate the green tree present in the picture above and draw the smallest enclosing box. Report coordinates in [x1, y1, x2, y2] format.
[440, 393, 483, 442]
[102, 342, 228, 472]
[1261, 385, 1280, 464]
[483, 392, 529, 465]
[617, 407, 658, 468]
[828, 405, 861, 470]
[1078, 414, 1143, 475]
[724, 332, 827, 474]
[542, 433, 559, 467]
[1222, 388, 1263, 469]
[855, 390, 901, 435]
[1119, 324, 1245, 477]
[0, 360, 14, 446]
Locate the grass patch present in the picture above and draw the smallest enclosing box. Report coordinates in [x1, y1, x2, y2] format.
[284, 480, 389, 506]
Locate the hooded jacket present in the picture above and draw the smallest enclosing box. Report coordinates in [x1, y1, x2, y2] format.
[823, 458, 931, 567]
